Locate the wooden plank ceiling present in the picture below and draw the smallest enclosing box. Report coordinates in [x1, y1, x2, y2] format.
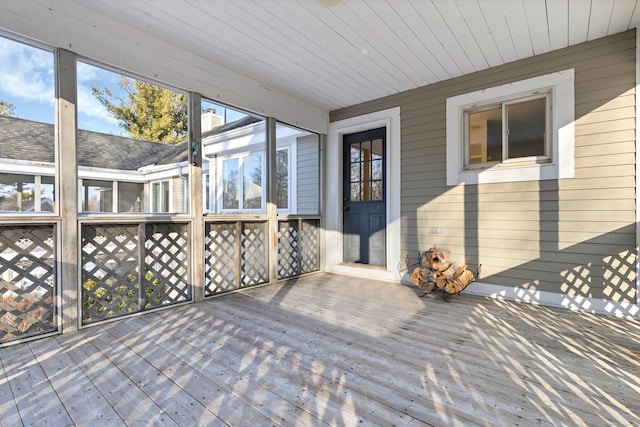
[80, 0, 640, 111]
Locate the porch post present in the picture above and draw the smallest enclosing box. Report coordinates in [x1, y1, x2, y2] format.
[266, 117, 278, 284]
[56, 48, 79, 333]
[189, 92, 205, 302]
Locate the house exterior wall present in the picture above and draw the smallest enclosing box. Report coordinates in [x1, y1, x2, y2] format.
[330, 30, 637, 315]
[296, 134, 320, 215]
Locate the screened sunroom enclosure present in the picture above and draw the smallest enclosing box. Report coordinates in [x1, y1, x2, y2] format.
[0, 40, 322, 346]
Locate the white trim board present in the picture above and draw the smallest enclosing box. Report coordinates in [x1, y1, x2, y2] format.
[325, 107, 401, 281]
[399, 274, 640, 320]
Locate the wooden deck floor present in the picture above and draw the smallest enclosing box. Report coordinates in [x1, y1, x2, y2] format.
[1, 272, 639, 426]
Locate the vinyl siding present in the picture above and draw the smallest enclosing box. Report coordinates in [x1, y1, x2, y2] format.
[330, 30, 636, 303]
[296, 135, 320, 215]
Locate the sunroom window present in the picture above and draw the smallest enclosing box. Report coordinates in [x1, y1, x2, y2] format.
[0, 36, 56, 215]
[151, 180, 170, 212]
[220, 152, 263, 212]
[466, 95, 549, 167]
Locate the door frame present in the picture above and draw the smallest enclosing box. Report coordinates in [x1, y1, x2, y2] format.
[324, 107, 401, 281]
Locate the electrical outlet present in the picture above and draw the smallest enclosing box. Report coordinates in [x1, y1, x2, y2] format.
[431, 227, 441, 234]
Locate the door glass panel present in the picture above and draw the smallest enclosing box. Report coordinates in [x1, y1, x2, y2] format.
[371, 181, 383, 201]
[350, 183, 360, 201]
[349, 139, 383, 202]
[371, 139, 383, 160]
[350, 163, 360, 183]
[371, 159, 382, 180]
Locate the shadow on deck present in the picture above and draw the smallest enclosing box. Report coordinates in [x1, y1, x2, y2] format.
[1, 272, 639, 426]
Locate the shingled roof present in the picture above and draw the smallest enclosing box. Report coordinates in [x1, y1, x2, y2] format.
[0, 115, 186, 169]
[0, 114, 263, 170]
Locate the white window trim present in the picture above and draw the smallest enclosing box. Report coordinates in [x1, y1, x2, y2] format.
[150, 179, 171, 213]
[275, 145, 297, 214]
[216, 151, 266, 213]
[446, 69, 575, 185]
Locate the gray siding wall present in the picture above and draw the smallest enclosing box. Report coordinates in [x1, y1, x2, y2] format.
[171, 176, 186, 213]
[330, 30, 636, 303]
[296, 135, 320, 215]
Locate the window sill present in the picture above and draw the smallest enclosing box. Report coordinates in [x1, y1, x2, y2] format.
[457, 163, 560, 185]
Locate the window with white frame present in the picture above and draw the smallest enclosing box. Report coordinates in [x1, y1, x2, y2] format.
[151, 180, 170, 212]
[81, 179, 113, 212]
[0, 174, 55, 212]
[446, 69, 575, 185]
[219, 152, 263, 212]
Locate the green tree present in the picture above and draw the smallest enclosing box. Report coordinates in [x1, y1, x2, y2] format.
[0, 99, 16, 117]
[92, 76, 187, 144]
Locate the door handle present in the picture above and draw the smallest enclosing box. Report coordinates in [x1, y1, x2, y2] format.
[343, 206, 349, 211]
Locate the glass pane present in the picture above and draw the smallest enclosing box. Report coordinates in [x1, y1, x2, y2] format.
[82, 180, 113, 212]
[118, 182, 143, 212]
[468, 107, 502, 164]
[202, 99, 266, 213]
[350, 162, 360, 183]
[203, 173, 210, 212]
[361, 181, 371, 201]
[362, 159, 372, 182]
[0, 174, 35, 212]
[507, 98, 546, 158]
[161, 181, 170, 212]
[41, 176, 55, 212]
[371, 138, 383, 160]
[361, 140, 372, 162]
[371, 159, 383, 180]
[350, 143, 361, 163]
[371, 181, 383, 201]
[222, 158, 239, 209]
[0, 36, 55, 214]
[275, 149, 288, 209]
[350, 183, 360, 201]
[77, 61, 189, 214]
[243, 153, 262, 209]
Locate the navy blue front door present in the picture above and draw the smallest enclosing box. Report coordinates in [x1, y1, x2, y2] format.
[343, 127, 386, 266]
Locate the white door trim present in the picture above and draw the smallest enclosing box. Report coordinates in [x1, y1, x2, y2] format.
[324, 107, 401, 281]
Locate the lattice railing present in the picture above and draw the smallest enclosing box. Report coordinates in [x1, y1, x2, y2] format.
[0, 224, 57, 344]
[81, 222, 190, 324]
[278, 218, 320, 279]
[205, 220, 268, 296]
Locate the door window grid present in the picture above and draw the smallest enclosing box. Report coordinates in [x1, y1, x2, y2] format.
[349, 138, 383, 202]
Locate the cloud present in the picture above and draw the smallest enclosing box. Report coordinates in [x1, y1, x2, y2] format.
[0, 37, 54, 104]
[76, 62, 122, 133]
[77, 83, 120, 129]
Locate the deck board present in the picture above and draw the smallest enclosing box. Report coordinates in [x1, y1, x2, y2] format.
[0, 272, 639, 426]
